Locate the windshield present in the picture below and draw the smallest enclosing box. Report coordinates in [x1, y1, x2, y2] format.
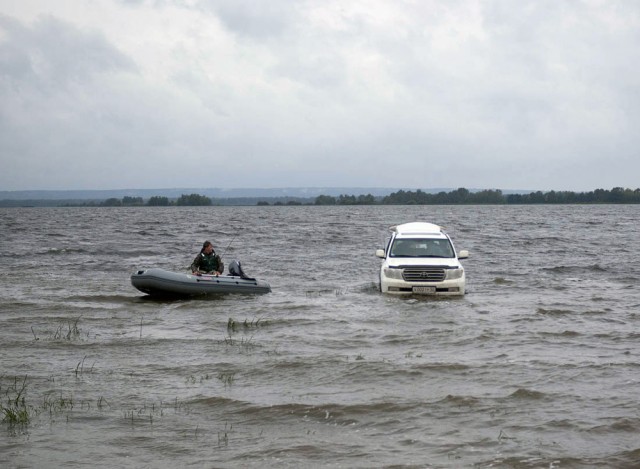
[389, 238, 454, 258]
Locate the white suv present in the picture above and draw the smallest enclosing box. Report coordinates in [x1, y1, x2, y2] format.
[376, 222, 469, 296]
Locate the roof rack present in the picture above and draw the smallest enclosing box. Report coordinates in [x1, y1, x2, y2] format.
[390, 222, 443, 234]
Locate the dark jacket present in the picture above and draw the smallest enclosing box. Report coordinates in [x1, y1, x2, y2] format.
[190, 251, 223, 274]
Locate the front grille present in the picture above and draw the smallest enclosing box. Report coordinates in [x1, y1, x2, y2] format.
[402, 267, 446, 282]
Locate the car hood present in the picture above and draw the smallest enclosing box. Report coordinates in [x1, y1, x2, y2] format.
[385, 257, 461, 268]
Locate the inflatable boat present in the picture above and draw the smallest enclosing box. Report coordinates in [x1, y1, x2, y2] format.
[131, 260, 271, 298]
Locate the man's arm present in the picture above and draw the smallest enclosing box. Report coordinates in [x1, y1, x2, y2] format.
[190, 254, 202, 273]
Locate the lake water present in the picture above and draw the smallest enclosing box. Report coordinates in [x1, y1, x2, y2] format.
[1, 204, 639, 468]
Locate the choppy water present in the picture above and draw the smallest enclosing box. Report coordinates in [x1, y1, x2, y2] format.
[1, 205, 639, 468]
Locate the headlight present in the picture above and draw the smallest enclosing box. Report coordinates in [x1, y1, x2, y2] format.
[445, 268, 464, 280]
[383, 267, 404, 279]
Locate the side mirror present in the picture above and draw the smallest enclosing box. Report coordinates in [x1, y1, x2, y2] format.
[458, 250, 469, 259]
[375, 249, 386, 259]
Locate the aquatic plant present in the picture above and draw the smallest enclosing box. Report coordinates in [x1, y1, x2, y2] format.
[1, 376, 31, 426]
[227, 317, 268, 332]
[1, 404, 30, 425]
[1, 374, 199, 433]
[186, 374, 213, 385]
[42, 393, 74, 416]
[121, 398, 189, 425]
[217, 372, 236, 388]
[74, 356, 95, 378]
[218, 421, 233, 447]
[33, 316, 89, 342]
[498, 429, 516, 442]
[53, 316, 83, 340]
[97, 396, 110, 409]
[222, 335, 256, 353]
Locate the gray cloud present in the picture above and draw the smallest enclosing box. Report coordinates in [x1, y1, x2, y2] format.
[0, 14, 141, 188]
[0, 14, 136, 92]
[1, 1, 639, 192]
[204, 0, 296, 39]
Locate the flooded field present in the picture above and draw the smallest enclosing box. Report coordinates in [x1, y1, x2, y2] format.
[1, 204, 639, 468]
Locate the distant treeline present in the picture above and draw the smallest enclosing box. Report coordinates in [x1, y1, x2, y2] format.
[104, 194, 213, 206]
[60, 193, 310, 207]
[109, 187, 640, 205]
[309, 187, 640, 205]
[376, 187, 640, 205]
[1, 187, 639, 207]
[55, 194, 213, 206]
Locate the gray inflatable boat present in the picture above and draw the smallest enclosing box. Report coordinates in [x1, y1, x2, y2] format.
[131, 260, 271, 298]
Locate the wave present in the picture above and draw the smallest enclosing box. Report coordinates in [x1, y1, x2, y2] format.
[413, 362, 471, 372]
[436, 394, 481, 407]
[481, 447, 640, 469]
[493, 277, 515, 285]
[542, 264, 609, 274]
[536, 307, 576, 315]
[228, 443, 370, 466]
[586, 418, 640, 434]
[507, 388, 548, 400]
[606, 447, 640, 467]
[538, 329, 581, 337]
[65, 294, 143, 303]
[45, 247, 89, 255]
[478, 456, 597, 468]
[232, 400, 421, 422]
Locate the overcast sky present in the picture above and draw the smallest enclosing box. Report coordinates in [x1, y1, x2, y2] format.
[1, 0, 638, 192]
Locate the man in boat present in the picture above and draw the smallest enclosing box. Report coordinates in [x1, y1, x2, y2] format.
[190, 240, 224, 276]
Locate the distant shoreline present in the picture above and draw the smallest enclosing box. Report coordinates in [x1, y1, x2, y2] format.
[1, 187, 638, 207]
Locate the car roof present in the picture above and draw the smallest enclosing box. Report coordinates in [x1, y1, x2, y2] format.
[391, 222, 443, 235]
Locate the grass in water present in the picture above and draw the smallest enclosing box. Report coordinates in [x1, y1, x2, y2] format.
[31, 316, 89, 342]
[217, 372, 236, 388]
[74, 356, 95, 378]
[222, 335, 256, 353]
[1, 376, 31, 426]
[227, 317, 268, 332]
[1, 376, 190, 431]
[54, 316, 83, 340]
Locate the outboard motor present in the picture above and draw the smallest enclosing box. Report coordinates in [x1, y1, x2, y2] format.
[228, 259, 253, 280]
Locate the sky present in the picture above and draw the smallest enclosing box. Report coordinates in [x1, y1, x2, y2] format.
[1, 0, 639, 192]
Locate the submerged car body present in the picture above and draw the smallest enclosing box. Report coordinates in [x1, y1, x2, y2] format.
[376, 222, 469, 296]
